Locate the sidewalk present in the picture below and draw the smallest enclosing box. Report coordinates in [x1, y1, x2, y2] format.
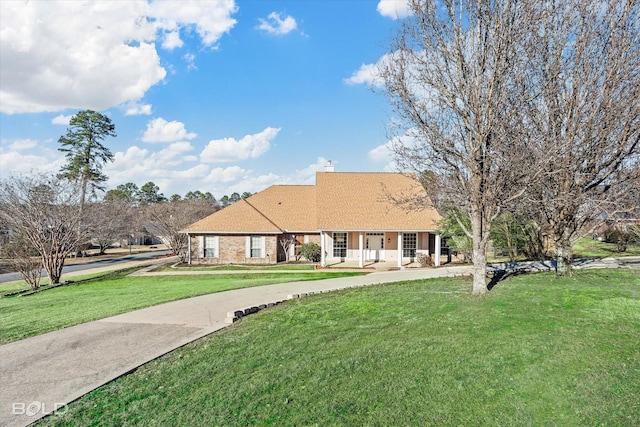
[0, 265, 472, 427]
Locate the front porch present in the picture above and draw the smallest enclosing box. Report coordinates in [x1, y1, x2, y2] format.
[319, 231, 443, 269]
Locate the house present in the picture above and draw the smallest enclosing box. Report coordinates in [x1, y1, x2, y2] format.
[181, 167, 444, 268]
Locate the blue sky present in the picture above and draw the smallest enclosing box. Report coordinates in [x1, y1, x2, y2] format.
[0, 0, 412, 199]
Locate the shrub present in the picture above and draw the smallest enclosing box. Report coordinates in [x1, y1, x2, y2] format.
[416, 253, 434, 267]
[300, 242, 321, 262]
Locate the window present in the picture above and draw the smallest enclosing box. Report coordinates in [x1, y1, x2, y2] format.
[403, 233, 417, 257]
[333, 232, 347, 257]
[250, 236, 263, 258]
[203, 236, 217, 258]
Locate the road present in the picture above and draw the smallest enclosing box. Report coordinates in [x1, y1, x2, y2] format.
[0, 250, 172, 283]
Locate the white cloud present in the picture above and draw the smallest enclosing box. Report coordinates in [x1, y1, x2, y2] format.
[183, 52, 197, 71]
[156, 142, 195, 166]
[161, 30, 183, 50]
[200, 127, 280, 163]
[257, 12, 298, 35]
[122, 102, 153, 116]
[51, 115, 72, 125]
[368, 141, 394, 163]
[0, 0, 238, 114]
[345, 62, 383, 87]
[0, 147, 64, 176]
[7, 138, 38, 151]
[142, 118, 197, 143]
[150, 0, 238, 48]
[377, 0, 413, 20]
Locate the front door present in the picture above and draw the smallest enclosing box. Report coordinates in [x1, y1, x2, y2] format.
[365, 233, 385, 261]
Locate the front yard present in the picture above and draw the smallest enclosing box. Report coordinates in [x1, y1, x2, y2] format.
[35, 269, 640, 426]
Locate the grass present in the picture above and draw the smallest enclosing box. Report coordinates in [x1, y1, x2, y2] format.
[574, 238, 640, 258]
[38, 268, 640, 426]
[154, 263, 318, 271]
[0, 269, 364, 344]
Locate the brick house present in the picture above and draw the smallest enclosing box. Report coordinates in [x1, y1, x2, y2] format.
[181, 169, 444, 268]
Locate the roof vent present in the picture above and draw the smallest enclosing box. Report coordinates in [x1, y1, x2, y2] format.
[324, 160, 334, 172]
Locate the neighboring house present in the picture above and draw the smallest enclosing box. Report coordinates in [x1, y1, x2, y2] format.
[181, 167, 444, 268]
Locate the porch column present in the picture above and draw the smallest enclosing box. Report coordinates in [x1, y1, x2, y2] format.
[434, 233, 441, 267]
[187, 234, 191, 264]
[358, 232, 364, 268]
[320, 231, 326, 267]
[397, 232, 403, 268]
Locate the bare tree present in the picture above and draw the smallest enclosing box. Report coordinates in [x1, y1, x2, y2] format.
[0, 175, 87, 284]
[379, 0, 540, 294]
[523, 0, 640, 274]
[279, 235, 296, 262]
[87, 200, 132, 255]
[0, 232, 43, 290]
[143, 199, 217, 262]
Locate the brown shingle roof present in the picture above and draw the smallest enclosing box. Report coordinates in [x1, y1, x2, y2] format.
[182, 199, 282, 233]
[182, 172, 441, 233]
[246, 185, 317, 232]
[316, 172, 440, 231]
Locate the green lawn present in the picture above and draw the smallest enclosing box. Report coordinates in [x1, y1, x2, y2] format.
[38, 269, 640, 426]
[154, 263, 318, 271]
[0, 269, 364, 344]
[573, 238, 640, 258]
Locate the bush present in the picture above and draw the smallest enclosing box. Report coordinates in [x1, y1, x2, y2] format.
[604, 226, 632, 252]
[300, 242, 321, 262]
[416, 253, 434, 267]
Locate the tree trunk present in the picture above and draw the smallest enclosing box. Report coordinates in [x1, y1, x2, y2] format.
[471, 210, 489, 295]
[43, 252, 64, 284]
[555, 239, 573, 276]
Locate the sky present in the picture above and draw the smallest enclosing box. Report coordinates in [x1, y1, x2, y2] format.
[0, 0, 413, 200]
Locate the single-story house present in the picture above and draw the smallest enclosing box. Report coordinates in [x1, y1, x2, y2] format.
[181, 166, 445, 268]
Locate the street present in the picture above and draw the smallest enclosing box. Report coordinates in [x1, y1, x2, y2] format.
[0, 250, 172, 283]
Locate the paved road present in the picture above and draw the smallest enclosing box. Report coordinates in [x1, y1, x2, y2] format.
[0, 250, 172, 283]
[1, 256, 638, 426]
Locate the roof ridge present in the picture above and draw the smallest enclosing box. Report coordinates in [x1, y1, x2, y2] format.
[243, 198, 284, 232]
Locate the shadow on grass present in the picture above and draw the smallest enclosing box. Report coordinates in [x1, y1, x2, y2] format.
[6, 267, 141, 297]
[487, 269, 530, 291]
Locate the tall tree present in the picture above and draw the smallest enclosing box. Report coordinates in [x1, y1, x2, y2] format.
[105, 182, 139, 204]
[379, 0, 539, 294]
[137, 181, 166, 204]
[523, 0, 640, 274]
[58, 110, 116, 210]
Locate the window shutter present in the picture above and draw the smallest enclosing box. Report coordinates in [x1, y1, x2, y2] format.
[245, 236, 251, 258]
[198, 236, 204, 258]
[261, 236, 266, 258]
[214, 236, 219, 258]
